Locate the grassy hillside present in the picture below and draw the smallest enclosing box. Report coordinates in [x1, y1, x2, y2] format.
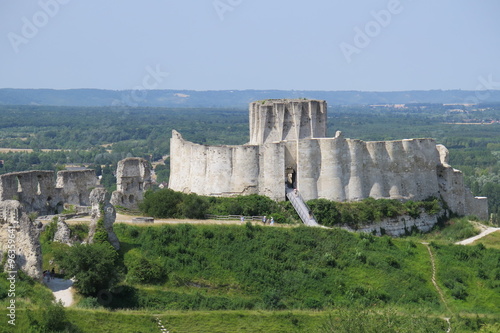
[2, 221, 500, 332]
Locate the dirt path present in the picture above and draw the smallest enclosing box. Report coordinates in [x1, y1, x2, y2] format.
[422, 242, 452, 332]
[66, 213, 294, 227]
[45, 278, 74, 307]
[455, 227, 500, 245]
[422, 243, 451, 314]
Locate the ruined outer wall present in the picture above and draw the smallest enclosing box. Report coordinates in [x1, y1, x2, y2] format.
[0, 171, 62, 215]
[436, 145, 488, 220]
[295, 135, 442, 202]
[249, 99, 327, 145]
[56, 170, 98, 206]
[169, 130, 285, 200]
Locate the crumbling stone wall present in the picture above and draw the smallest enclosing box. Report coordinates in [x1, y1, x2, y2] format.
[0, 171, 62, 215]
[111, 157, 152, 209]
[56, 169, 98, 206]
[0, 168, 99, 279]
[0, 200, 42, 279]
[87, 188, 120, 250]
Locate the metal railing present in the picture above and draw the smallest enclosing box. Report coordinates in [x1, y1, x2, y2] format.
[286, 188, 319, 226]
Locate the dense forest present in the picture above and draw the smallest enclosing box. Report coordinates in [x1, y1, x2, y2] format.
[0, 104, 498, 217]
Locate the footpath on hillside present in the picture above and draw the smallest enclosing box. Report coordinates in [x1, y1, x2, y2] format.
[455, 225, 500, 245]
[45, 277, 74, 307]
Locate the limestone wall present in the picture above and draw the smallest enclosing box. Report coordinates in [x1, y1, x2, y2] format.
[56, 170, 98, 206]
[169, 130, 267, 197]
[294, 135, 441, 203]
[110, 157, 152, 209]
[0, 171, 62, 215]
[341, 210, 446, 237]
[0, 200, 42, 279]
[249, 99, 327, 145]
[169, 99, 488, 220]
[436, 145, 488, 220]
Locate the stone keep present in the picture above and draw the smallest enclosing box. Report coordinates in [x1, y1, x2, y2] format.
[111, 157, 152, 209]
[168, 99, 488, 220]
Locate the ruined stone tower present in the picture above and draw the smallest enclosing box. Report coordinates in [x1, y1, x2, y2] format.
[110, 157, 152, 209]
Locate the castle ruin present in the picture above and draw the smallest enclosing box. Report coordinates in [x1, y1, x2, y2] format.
[169, 99, 488, 220]
[110, 157, 152, 209]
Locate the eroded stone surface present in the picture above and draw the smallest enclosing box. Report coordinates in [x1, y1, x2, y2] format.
[53, 217, 73, 246]
[0, 200, 42, 279]
[110, 157, 152, 209]
[87, 188, 120, 250]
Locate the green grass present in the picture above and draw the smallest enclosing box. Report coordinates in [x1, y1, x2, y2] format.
[104, 223, 500, 316]
[4, 308, 498, 333]
[467, 231, 500, 250]
[26, 219, 500, 332]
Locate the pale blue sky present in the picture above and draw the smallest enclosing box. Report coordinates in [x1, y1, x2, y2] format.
[1, 0, 499, 91]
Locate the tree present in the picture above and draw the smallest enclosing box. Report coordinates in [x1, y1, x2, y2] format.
[55, 243, 120, 296]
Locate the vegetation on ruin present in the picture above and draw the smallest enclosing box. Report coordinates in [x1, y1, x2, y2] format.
[308, 196, 441, 227]
[139, 189, 295, 223]
[139, 188, 445, 229]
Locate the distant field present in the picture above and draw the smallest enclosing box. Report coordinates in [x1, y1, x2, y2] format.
[0, 148, 66, 153]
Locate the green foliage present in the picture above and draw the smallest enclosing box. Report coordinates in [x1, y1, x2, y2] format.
[408, 217, 481, 243]
[318, 307, 446, 333]
[207, 194, 281, 217]
[113, 224, 446, 311]
[40, 217, 59, 243]
[54, 243, 121, 296]
[434, 243, 500, 312]
[307, 197, 441, 227]
[140, 190, 292, 222]
[68, 223, 89, 242]
[124, 249, 166, 284]
[139, 188, 184, 218]
[23, 302, 72, 332]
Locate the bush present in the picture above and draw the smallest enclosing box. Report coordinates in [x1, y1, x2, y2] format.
[305, 197, 442, 227]
[125, 249, 166, 284]
[55, 243, 120, 296]
[139, 189, 183, 218]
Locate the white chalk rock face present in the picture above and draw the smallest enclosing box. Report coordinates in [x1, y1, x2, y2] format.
[88, 188, 120, 250]
[0, 200, 42, 279]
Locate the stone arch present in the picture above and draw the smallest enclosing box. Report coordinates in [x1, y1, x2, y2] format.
[129, 195, 135, 204]
[55, 201, 64, 214]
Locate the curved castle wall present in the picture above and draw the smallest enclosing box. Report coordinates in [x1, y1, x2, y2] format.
[169, 100, 488, 220]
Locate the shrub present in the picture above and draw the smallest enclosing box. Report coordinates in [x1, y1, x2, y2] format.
[125, 249, 166, 284]
[55, 242, 120, 296]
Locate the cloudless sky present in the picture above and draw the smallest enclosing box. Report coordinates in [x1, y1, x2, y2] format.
[1, 0, 499, 91]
